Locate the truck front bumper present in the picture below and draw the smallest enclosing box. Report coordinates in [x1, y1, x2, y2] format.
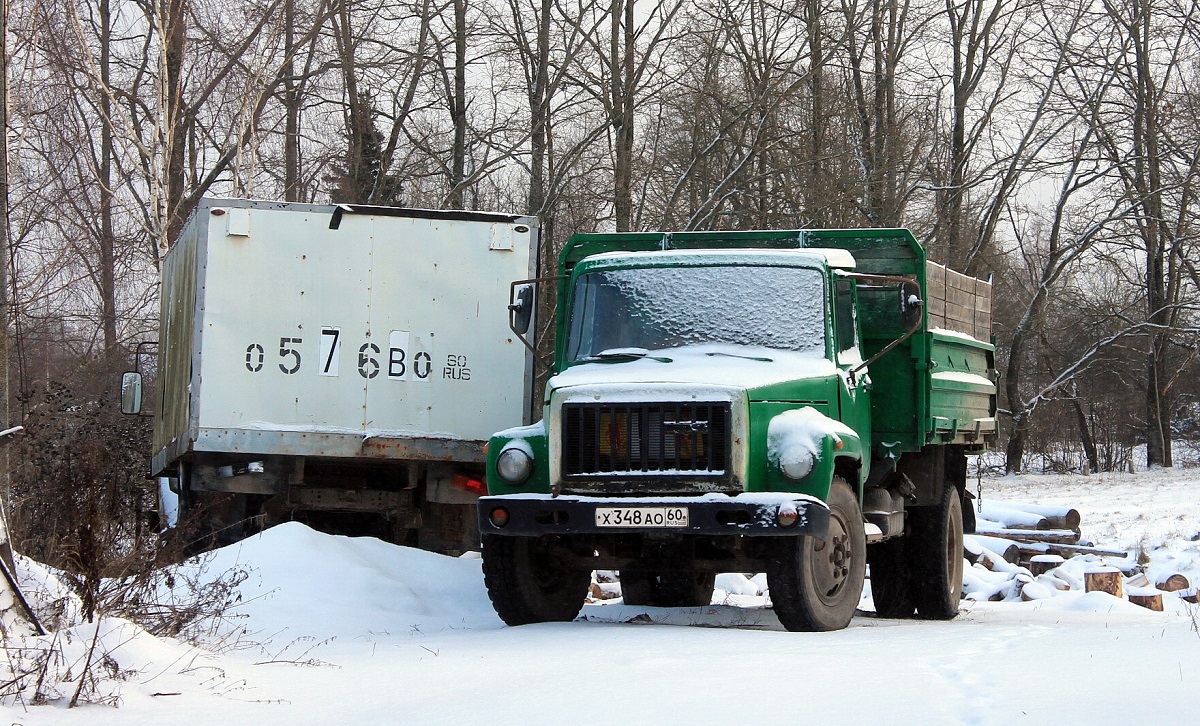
[478, 493, 830, 539]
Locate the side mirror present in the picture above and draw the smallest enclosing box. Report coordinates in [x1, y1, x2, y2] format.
[509, 284, 534, 335]
[120, 371, 143, 415]
[900, 281, 922, 329]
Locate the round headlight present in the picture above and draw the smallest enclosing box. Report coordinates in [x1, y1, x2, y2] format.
[779, 452, 814, 481]
[496, 446, 534, 483]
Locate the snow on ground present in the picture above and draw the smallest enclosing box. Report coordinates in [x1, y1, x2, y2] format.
[3, 467, 1199, 725]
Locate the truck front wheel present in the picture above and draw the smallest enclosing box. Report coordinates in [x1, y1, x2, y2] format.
[768, 479, 866, 632]
[481, 534, 590, 626]
[620, 570, 716, 608]
[907, 486, 964, 619]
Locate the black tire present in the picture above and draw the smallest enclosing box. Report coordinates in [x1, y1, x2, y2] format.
[907, 486, 964, 620]
[620, 570, 716, 607]
[768, 479, 866, 632]
[962, 490, 977, 534]
[481, 534, 590, 626]
[866, 537, 916, 618]
[187, 491, 249, 552]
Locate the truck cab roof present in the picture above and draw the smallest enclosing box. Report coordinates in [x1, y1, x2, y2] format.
[575, 247, 857, 271]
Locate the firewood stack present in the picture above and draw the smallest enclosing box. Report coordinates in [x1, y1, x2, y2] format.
[961, 500, 1197, 610]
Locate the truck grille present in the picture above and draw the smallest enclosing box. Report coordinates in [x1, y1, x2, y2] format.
[561, 402, 731, 478]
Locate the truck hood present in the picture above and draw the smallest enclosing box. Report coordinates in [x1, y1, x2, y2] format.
[548, 345, 838, 394]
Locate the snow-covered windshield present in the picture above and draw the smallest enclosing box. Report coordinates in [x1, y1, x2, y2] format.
[566, 265, 827, 361]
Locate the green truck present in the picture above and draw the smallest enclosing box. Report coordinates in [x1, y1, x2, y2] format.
[477, 228, 996, 631]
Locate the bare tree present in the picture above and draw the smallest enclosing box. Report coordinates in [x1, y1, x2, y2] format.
[569, 0, 683, 230]
[925, 0, 1026, 270]
[839, 0, 935, 226]
[1084, 0, 1200, 466]
[491, 0, 605, 257]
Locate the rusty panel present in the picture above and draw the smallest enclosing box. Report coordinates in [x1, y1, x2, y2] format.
[192, 427, 486, 463]
[152, 215, 202, 474]
[292, 487, 416, 515]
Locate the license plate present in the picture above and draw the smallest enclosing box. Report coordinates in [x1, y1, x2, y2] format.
[595, 507, 689, 528]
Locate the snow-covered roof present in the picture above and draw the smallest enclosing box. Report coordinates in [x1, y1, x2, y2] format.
[580, 247, 857, 270]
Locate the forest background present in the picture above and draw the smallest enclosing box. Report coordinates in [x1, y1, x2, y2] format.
[1, 0, 1198, 571]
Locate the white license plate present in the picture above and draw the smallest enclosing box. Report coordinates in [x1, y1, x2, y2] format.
[595, 507, 689, 528]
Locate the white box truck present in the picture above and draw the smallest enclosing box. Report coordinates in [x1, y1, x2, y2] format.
[124, 199, 538, 552]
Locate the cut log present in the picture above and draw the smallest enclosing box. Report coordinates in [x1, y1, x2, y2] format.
[973, 549, 1010, 572]
[1014, 541, 1131, 561]
[974, 525, 1081, 545]
[1051, 567, 1084, 590]
[964, 535, 1021, 564]
[975, 501, 1081, 531]
[963, 537, 983, 562]
[1035, 573, 1072, 592]
[975, 502, 1049, 530]
[1020, 581, 1055, 601]
[1155, 573, 1190, 592]
[1006, 503, 1081, 531]
[1084, 567, 1124, 598]
[1028, 554, 1065, 577]
[1129, 592, 1164, 612]
[1125, 573, 1150, 588]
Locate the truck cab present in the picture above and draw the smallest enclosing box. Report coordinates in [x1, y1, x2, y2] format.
[478, 229, 996, 631]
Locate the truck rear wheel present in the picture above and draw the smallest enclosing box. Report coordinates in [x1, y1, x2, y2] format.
[481, 534, 589, 626]
[620, 570, 716, 608]
[866, 537, 916, 618]
[907, 486, 964, 620]
[768, 479, 866, 632]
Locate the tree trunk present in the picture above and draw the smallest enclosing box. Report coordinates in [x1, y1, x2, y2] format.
[284, 0, 301, 201]
[163, 0, 190, 247]
[1129, 0, 1172, 468]
[806, 0, 824, 225]
[937, 0, 969, 266]
[0, 0, 10, 511]
[527, 0, 550, 221]
[445, 0, 468, 209]
[1071, 396, 1099, 475]
[100, 0, 118, 365]
[1004, 415, 1026, 475]
[611, 0, 635, 231]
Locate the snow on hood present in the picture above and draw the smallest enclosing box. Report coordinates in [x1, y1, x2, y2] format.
[767, 407, 858, 475]
[548, 344, 836, 392]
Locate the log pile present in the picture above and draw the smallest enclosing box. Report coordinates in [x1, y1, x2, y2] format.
[963, 499, 1193, 611]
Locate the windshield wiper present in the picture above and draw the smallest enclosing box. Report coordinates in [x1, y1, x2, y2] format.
[705, 351, 774, 362]
[580, 347, 672, 363]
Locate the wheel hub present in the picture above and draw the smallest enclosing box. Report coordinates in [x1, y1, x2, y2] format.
[815, 516, 853, 597]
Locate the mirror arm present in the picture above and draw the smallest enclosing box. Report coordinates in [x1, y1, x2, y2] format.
[842, 273, 924, 381]
[509, 276, 563, 367]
